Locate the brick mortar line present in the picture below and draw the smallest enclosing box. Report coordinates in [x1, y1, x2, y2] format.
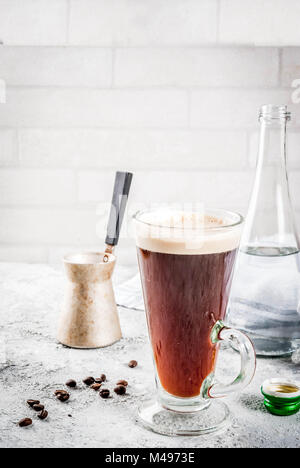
[2, 85, 288, 91]
[0, 45, 287, 50]
[1, 125, 299, 131]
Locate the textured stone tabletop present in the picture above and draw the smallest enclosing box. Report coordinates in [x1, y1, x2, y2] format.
[0, 263, 299, 448]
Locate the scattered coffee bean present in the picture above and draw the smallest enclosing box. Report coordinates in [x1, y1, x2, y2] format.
[18, 418, 32, 428]
[54, 390, 68, 397]
[94, 378, 103, 384]
[57, 392, 70, 402]
[116, 380, 128, 387]
[128, 360, 138, 368]
[68, 414, 72, 418]
[83, 377, 95, 386]
[27, 399, 40, 408]
[114, 385, 126, 396]
[99, 389, 110, 399]
[100, 374, 106, 382]
[38, 410, 48, 420]
[66, 379, 77, 388]
[91, 383, 102, 391]
[32, 404, 44, 412]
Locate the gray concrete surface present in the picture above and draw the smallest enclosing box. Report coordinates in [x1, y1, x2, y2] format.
[0, 263, 299, 448]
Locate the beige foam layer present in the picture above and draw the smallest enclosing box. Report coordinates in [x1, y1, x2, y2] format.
[135, 211, 242, 255]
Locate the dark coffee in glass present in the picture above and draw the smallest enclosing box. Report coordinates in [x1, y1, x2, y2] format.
[134, 209, 256, 436]
[137, 247, 237, 398]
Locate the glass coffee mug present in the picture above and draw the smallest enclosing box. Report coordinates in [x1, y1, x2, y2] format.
[134, 208, 256, 436]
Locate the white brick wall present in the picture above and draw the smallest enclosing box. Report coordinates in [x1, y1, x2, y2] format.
[0, 130, 16, 165]
[0, 89, 188, 128]
[18, 129, 247, 170]
[0, 1, 299, 264]
[0, 208, 103, 244]
[0, 169, 76, 205]
[78, 170, 253, 210]
[69, 0, 218, 46]
[0, 47, 113, 87]
[281, 49, 300, 86]
[219, 0, 300, 46]
[0, 0, 68, 45]
[190, 89, 299, 128]
[115, 48, 279, 88]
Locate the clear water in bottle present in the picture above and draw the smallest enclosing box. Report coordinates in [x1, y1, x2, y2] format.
[228, 105, 300, 356]
[229, 245, 300, 356]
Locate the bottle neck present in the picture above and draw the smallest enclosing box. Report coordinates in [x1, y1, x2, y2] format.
[257, 119, 287, 169]
[242, 115, 299, 254]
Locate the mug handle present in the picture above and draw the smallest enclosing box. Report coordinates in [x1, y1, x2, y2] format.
[203, 320, 256, 399]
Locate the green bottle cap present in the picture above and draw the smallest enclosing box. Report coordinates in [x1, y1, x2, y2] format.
[261, 378, 300, 416]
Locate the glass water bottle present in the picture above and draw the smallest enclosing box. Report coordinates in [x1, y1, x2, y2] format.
[228, 105, 300, 357]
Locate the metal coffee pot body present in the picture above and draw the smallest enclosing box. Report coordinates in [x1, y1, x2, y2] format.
[57, 252, 122, 349]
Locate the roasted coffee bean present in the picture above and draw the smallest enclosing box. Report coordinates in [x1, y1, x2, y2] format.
[83, 377, 95, 386]
[66, 379, 77, 388]
[114, 385, 126, 395]
[116, 380, 128, 387]
[27, 399, 40, 408]
[32, 404, 44, 412]
[57, 392, 70, 402]
[94, 378, 103, 384]
[99, 389, 110, 399]
[91, 383, 102, 391]
[54, 390, 68, 396]
[128, 360, 138, 368]
[100, 374, 106, 382]
[38, 410, 48, 420]
[18, 418, 32, 428]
